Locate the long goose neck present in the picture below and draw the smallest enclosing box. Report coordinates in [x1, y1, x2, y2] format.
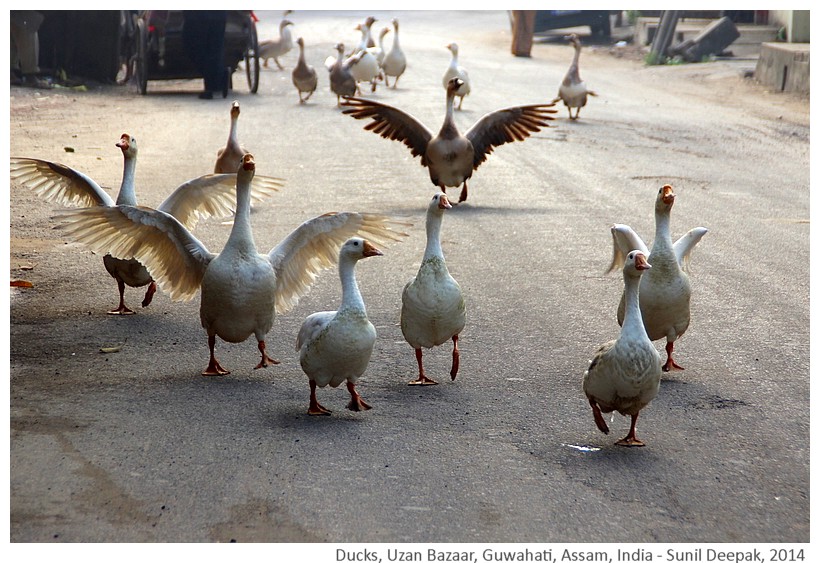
[653, 206, 674, 255]
[440, 88, 458, 136]
[116, 152, 138, 206]
[225, 175, 256, 252]
[422, 210, 445, 262]
[621, 273, 646, 339]
[297, 41, 306, 65]
[338, 256, 366, 313]
[227, 115, 240, 150]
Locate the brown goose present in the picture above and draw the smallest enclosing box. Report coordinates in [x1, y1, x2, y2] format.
[341, 77, 557, 203]
[325, 43, 358, 107]
[291, 37, 318, 104]
[553, 33, 597, 120]
[214, 101, 247, 173]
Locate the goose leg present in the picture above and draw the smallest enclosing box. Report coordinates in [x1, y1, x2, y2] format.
[615, 413, 645, 447]
[408, 348, 438, 385]
[141, 281, 157, 308]
[346, 381, 371, 412]
[384, 75, 391, 87]
[662, 341, 684, 371]
[274, 57, 284, 71]
[202, 334, 230, 376]
[108, 279, 136, 315]
[588, 398, 610, 434]
[255, 340, 280, 369]
[457, 95, 464, 110]
[450, 334, 460, 380]
[458, 181, 469, 203]
[308, 380, 332, 415]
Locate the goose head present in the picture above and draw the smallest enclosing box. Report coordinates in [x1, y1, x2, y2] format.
[431, 192, 453, 212]
[240, 152, 255, 173]
[379, 27, 390, 41]
[230, 100, 240, 119]
[280, 19, 294, 30]
[363, 16, 376, 29]
[296, 37, 304, 48]
[392, 18, 400, 31]
[116, 133, 137, 158]
[343, 237, 383, 260]
[656, 184, 676, 212]
[335, 42, 345, 55]
[446, 42, 459, 56]
[564, 33, 581, 48]
[446, 77, 465, 94]
[625, 250, 651, 277]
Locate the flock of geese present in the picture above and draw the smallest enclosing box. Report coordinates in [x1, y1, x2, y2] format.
[10, 14, 708, 446]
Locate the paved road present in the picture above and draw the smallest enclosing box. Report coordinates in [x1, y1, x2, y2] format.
[9, 10, 809, 547]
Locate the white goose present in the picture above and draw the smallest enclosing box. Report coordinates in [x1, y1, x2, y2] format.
[10, 134, 282, 315]
[584, 249, 662, 447]
[296, 237, 382, 415]
[381, 18, 407, 88]
[56, 153, 408, 376]
[553, 33, 597, 120]
[401, 193, 465, 385]
[259, 18, 295, 70]
[372, 26, 389, 67]
[291, 37, 318, 104]
[442, 43, 470, 110]
[609, 184, 708, 372]
[341, 77, 556, 203]
[349, 18, 382, 93]
[214, 100, 247, 173]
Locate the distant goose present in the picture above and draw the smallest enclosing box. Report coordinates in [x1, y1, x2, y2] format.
[442, 43, 470, 110]
[381, 18, 407, 88]
[291, 37, 318, 104]
[259, 18, 294, 70]
[214, 100, 247, 173]
[553, 33, 597, 120]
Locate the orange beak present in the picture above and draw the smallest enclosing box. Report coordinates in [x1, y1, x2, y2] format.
[362, 240, 383, 258]
[661, 184, 675, 205]
[438, 194, 452, 209]
[116, 134, 129, 150]
[635, 253, 651, 270]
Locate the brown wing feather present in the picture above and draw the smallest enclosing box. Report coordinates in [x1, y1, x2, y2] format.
[464, 103, 557, 170]
[341, 97, 434, 162]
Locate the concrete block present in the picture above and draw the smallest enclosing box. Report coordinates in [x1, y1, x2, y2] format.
[754, 42, 810, 93]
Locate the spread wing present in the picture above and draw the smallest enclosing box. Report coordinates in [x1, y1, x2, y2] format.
[268, 212, 410, 315]
[464, 103, 557, 170]
[10, 157, 115, 207]
[55, 205, 213, 302]
[608, 224, 649, 274]
[157, 173, 284, 231]
[340, 97, 434, 162]
[674, 227, 708, 272]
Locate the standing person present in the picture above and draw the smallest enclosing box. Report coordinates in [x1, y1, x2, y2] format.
[10, 10, 50, 88]
[182, 10, 228, 99]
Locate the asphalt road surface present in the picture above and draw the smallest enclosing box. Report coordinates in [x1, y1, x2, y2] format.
[9, 10, 809, 548]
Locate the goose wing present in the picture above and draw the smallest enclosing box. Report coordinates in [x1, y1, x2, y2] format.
[10, 157, 115, 207]
[673, 227, 708, 272]
[157, 173, 284, 231]
[608, 224, 650, 273]
[55, 205, 213, 302]
[268, 212, 410, 315]
[464, 104, 557, 170]
[341, 97, 434, 162]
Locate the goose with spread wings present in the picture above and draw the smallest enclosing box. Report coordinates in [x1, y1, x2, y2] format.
[55, 153, 409, 376]
[341, 77, 557, 203]
[10, 134, 282, 315]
